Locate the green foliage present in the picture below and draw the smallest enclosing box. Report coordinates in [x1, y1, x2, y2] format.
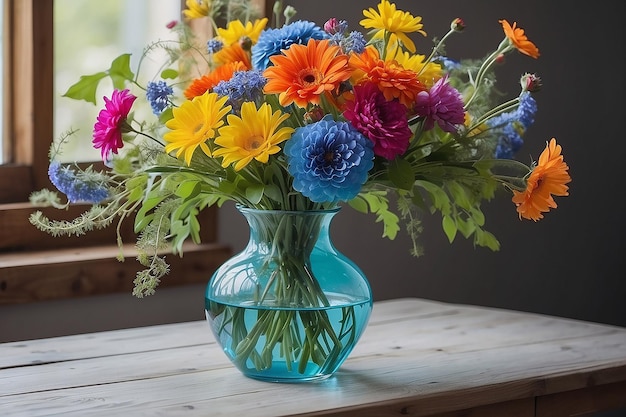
[411, 164, 501, 250]
[349, 191, 400, 240]
[62, 53, 134, 104]
[388, 157, 415, 191]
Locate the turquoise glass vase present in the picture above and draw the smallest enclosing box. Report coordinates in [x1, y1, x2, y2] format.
[205, 206, 372, 382]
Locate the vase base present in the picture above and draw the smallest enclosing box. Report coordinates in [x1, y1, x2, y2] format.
[244, 373, 334, 383]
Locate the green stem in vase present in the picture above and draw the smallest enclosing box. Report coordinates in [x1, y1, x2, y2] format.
[224, 210, 352, 372]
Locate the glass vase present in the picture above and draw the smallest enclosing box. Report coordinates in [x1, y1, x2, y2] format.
[205, 206, 372, 382]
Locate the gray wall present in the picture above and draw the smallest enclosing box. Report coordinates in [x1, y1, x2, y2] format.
[1, 0, 624, 342]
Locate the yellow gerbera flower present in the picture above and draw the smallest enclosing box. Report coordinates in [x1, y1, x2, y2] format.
[213, 102, 294, 171]
[217, 18, 269, 46]
[395, 51, 443, 88]
[164, 92, 231, 166]
[360, 0, 426, 54]
[183, 0, 210, 20]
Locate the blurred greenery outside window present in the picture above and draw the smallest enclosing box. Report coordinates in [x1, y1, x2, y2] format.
[54, 0, 181, 163]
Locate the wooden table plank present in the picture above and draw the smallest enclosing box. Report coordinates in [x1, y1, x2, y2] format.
[1, 298, 625, 417]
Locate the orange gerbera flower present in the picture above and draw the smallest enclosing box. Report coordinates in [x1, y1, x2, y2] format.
[512, 138, 571, 221]
[349, 45, 426, 107]
[263, 39, 352, 108]
[499, 19, 540, 59]
[213, 43, 252, 68]
[184, 61, 247, 99]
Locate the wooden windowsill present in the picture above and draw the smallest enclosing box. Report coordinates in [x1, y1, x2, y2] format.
[0, 242, 231, 304]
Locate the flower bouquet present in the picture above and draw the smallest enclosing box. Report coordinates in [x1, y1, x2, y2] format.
[30, 0, 571, 380]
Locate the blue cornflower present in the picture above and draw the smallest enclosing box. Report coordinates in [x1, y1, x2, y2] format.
[213, 69, 267, 114]
[494, 122, 525, 159]
[342, 31, 366, 54]
[48, 161, 110, 204]
[251, 20, 327, 70]
[488, 93, 537, 158]
[515, 92, 537, 127]
[146, 81, 173, 115]
[284, 117, 374, 203]
[206, 38, 223, 54]
[436, 56, 462, 71]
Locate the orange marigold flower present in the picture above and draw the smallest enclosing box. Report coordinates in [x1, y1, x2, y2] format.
[184, 61, 247, 100]
[512, 138, 571, 221]
[263, 39, 352, 108]
[349, 45, 426, 107]
[499, 19, 540, 59]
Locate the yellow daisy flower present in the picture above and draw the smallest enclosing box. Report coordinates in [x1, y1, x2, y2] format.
[183, 0, 210, 20]
[360, 0, 426, 54]
[164, 92, 231, 166]
[213, 102, 294, 171]
[217, 18, 269, 46]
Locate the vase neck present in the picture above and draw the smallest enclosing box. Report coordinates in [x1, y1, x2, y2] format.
[239, 208, 337, 258]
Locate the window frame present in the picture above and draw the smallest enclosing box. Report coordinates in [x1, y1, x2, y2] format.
[0, 0, 238, 304]
[0, 0, 50, 203]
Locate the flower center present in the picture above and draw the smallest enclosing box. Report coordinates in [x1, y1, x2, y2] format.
[298, 68, 321, 87]
[245, 135, 264, 151]
[194, 123, 213, 140]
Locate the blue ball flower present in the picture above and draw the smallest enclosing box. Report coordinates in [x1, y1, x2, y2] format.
[48, 161, 110, 204]
[284, 118, 374, 203]
[251, 20, 326, 70]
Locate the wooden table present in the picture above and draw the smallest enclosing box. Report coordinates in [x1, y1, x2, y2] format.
[1, 298, 626, 417]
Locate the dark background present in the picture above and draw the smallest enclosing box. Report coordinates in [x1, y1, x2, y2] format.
[1, 0, 624, 343]
[257, 0, 626, 328]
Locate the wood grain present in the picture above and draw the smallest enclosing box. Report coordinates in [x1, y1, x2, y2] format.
[1, 298, 625, 416]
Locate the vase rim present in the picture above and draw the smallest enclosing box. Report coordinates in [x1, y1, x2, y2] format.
[235, 204, 341, 215]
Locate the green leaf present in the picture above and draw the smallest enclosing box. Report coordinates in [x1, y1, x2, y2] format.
[134, 192, 166, 232]
[475, 228, 500, 251]
[470, 207, 485, 226]
[442, 215, 457, 243]
[388, 157, 415, 190]
[361, 192, 400, 240]
[108, 53, 134, 89]
[245, 184, 264, 204]
[447, 181, 471, 211]
[175, 180, 201, 199]
[347, 196, 368, 213]
[125, 175, 148, 203]
[263, 183, 283, 203]
[456, 217, 475, 238]
[62, 72, 108, 104]
[218, 180, 236, 195]
[161, 68, 178, 79]
[415, 180, 450, 213]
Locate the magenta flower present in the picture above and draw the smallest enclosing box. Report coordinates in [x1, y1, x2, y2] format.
[343, 82, 412, 160]
[92, 89, 137, 162]
[414, 76, 465, 133]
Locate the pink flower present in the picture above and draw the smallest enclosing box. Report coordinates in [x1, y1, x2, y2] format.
[92, 89, 136, 162]
[414, 76, 465, 133]
[343, 82, 412, 160]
